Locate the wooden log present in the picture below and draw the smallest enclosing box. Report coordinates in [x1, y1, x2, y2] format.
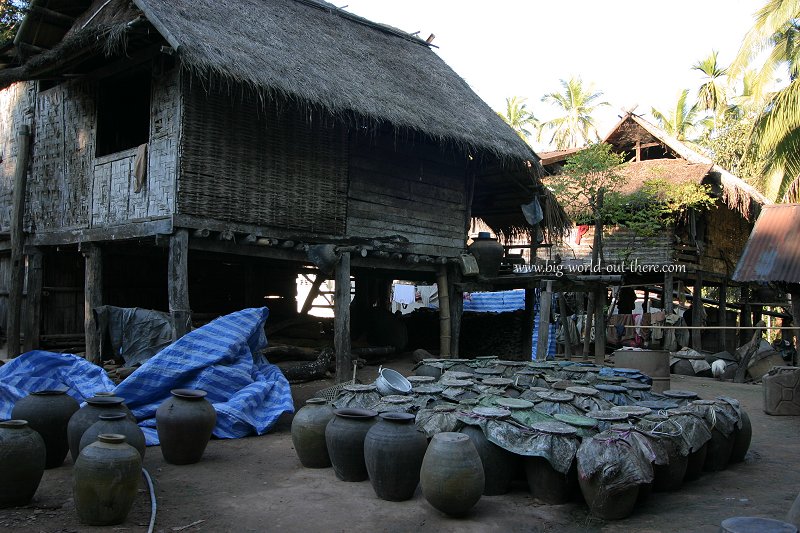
[583, 292, 595, 358]
[334, 252, 352, 383]
[437, 264, 451, 358]
[405, 254, 420, 264]
[8, 125, 30, 358]
[558, 292, 572, 360]
[23, 248, 43, 352]
[263, 345, 320, 361]
[300, 275, 326, 315]
[371, 250, 390, 259]
[391, 253, 403, 261]
[218, 229, 235, 241]
[243, 233, 258, 244]
[352, 346, 396, 357]
[281, 240, 296, 248]
[536, 280, 553, 361]
[692, 272, 703, 350]
[740, 285, 752, 346]
[169, 229, 191, 340]
[193, 228, 210, 238]
[83, 244, 103, 364]
[734, 320, 766, 383]
[256, 237, 278, 246]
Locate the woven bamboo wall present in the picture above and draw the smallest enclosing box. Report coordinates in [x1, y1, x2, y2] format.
[543, 226, 674, 266]
[178, 81, 348, 235]
[347, 131, 467, 257]
[700, 204, 752, 277]
[0, 82, 35, 232]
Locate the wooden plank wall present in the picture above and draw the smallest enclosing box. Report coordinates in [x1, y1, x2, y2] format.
[347, 133, 467, 257]
[0, 82, 35, 233]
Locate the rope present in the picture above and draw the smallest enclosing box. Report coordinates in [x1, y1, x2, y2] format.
[142, 467, 157, 533]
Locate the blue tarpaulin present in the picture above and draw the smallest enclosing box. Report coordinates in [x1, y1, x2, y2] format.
[0, 307, 294, 445]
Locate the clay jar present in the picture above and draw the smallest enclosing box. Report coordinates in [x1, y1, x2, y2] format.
[524, 422, 580, 504]
[79, 412, 146, 460]
[291, 398, 335, 468]
[460, 424, 516, 496]
[325, 408, 377, 481]
[420, 432, 485, 517]
[729, 409, 752, 463]
[156, 389, 217, 465]
[11, 389, 79, 468]
[0, 420, 46, 508]
[468, 232, 504, 278]
[364, 412, 428, 501]
[68, 396, 133, 463]
[74, 434, 141, 526]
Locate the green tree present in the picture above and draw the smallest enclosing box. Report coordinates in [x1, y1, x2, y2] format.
[497, 96, 539, 142]
[731, 0, 800, 201]
[540, 77, 609, 149]
[651, 89, 702, 141]
[0, 1, 27, 45]
[693, 51, 729, 115]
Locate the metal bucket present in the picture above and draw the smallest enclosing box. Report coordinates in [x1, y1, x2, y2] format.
[613, 348, 670, 393]
[374, 367, 412, 396]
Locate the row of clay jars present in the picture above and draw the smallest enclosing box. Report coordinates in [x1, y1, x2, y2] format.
[11, 390, 79, 468]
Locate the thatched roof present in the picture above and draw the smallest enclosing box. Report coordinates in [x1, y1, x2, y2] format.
[607, 114, 771, 220]
[6, 0, 536, 165]
[613, 159, 714, 195]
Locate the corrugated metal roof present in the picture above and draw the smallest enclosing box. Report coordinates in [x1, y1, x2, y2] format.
[732, 204, 800, 284]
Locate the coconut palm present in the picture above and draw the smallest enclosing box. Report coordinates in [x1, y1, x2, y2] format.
[498, 96, 539, 142]
[731, 0, 800, 201]
[540, 77, 609, 149]
[651, 89, 702, 141]
[693, 51, 729, 115]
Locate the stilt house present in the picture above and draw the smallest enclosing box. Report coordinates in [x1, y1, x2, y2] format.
[0, 0, 568, 372]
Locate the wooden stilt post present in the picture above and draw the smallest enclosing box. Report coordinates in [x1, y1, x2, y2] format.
[790, 290, 800, 366]
[8, 125, 31, 358]
[558, 292, 572, 360]
[692, 272, 704, 350]
[300, 274, 326, 315]
[583, 292, 595, 358]
[23, 247, 43, 352]
[168, 229, 191, 340]
[449, 265, 463, 357]
[522, 288, 535, 360]
[664, 273, 674, 315]
[741, 285, 752, 346]
[83, 243, 103, 364]
[436, 264, 451, 358]
[594, 286, 606, 364]
[334, 251, 352, 383]
[536, 280, 553, 361]
[719, 280, 728, 352]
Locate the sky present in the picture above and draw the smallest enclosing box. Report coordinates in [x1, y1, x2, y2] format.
[342, 0, 764, 150]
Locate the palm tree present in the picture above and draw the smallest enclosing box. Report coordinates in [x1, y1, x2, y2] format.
[693, 51, 729, 131]
[540, 77, 609, 149]
[731, 0, 800, 201]
[651, 89, 702, 141]
[498, 96, 539, 142]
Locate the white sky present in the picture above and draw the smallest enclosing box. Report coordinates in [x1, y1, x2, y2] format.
[343, 0, 764, 150]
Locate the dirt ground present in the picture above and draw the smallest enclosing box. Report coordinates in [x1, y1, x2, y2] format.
[2, 360, 799, 533]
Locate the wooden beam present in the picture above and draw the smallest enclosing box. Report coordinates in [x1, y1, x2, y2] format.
[334, 252, 352, 383]
[719, 280, 728, 352]
[29, 217, 173, 246]
[594, 287, 606, 364]
[29, 5, 76, 26]
[23, 248, 43, 352]
[663, 273, 674, 315]
[300, 274, 326, 315]
[83, 243, 103, 364]
[536, 280, 553, 361]
[558, 292, 572, 360]
[168, 229, 191, 340]
[583, 292, 595, 358]
[8, 125, 31, 358]
[437, 264, 451, 358]
[740, 286, 752, 346]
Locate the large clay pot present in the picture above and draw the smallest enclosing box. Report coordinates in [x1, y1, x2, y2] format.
[12, 389, 79, 468]
[68, 396, 133, 463]
[156, 389, 217, 465]
[704, 427, 735, 472]
[684, 442, 708, 482]
[325, 408, 377, 482]
[729, 409, 752, 463]
[74, 434, 141, 526]
[364, 412, 428, 501]
[79, 412, 146, 460]
[578, 474, 640, 521]
[0, 420, 46, 508]
[291, 398, 335, 468]
[420, 432, 484, 517]
[524, 422, 580, 504]
[468, 232, 504, 278]
[460, 425, 515, 496]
